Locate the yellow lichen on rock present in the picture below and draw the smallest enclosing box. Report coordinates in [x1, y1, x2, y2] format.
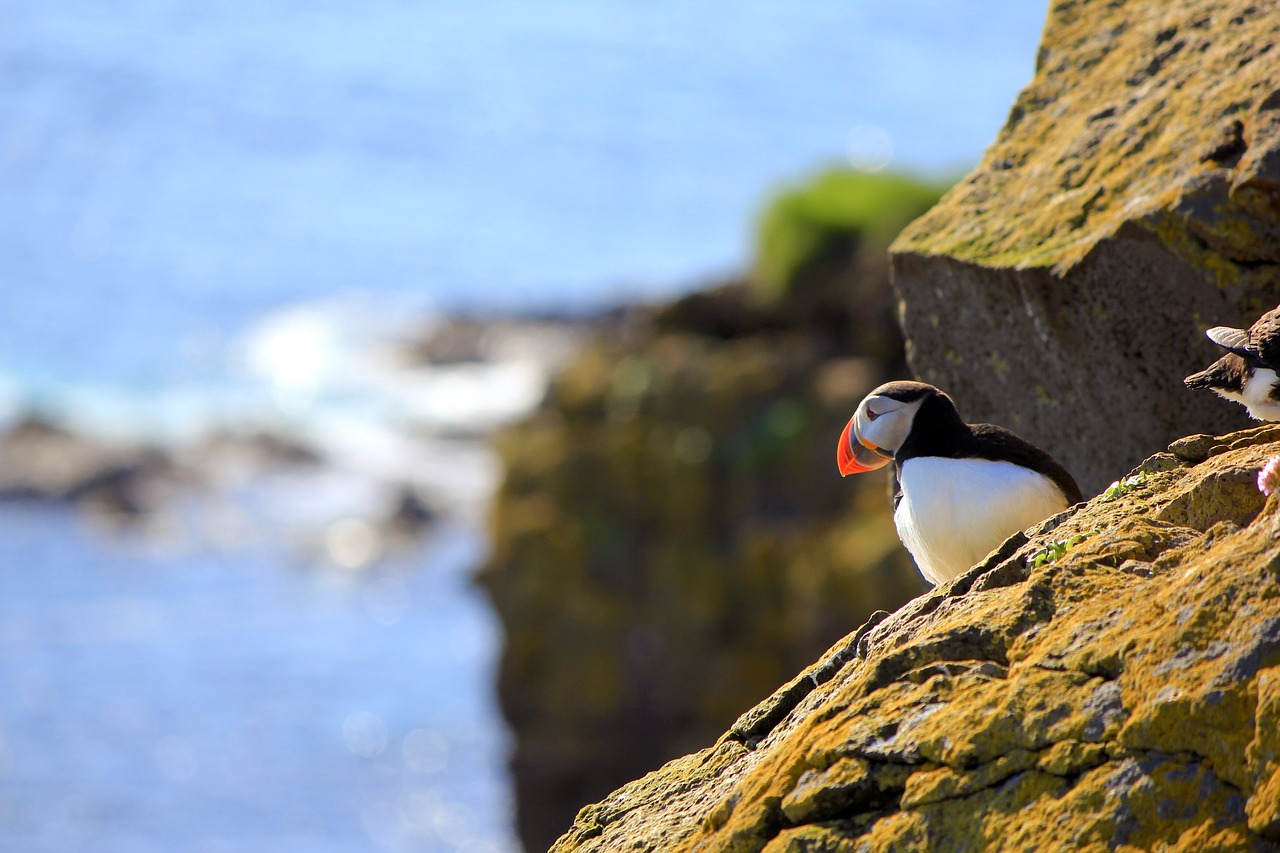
[552, 426, 1280, 852]
[894, 0, 1280, 276]
[1249, 667, 1280, 838]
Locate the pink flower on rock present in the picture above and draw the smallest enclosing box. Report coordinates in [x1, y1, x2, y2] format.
[1259, 455, 1280, 497]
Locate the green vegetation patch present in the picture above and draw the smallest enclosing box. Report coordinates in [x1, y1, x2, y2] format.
[1028, 533, 1090, 569]
[1101, 471, 1148, 502]
[753, 168, 947, 302]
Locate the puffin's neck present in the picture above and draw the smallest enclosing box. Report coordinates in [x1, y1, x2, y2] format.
[895, 393, 973, 465]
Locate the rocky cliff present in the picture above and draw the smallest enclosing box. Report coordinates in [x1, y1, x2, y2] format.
[478, 170, 944, 851]
[552, 425, 1280, 852]
[890, 0, 1280, 495]
[484, 1, 1280, 846]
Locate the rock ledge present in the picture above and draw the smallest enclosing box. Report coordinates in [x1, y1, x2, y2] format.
[552, 425, 1280, 852]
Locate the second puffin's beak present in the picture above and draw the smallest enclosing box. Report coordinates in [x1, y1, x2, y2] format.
[837, 415, 892, 476]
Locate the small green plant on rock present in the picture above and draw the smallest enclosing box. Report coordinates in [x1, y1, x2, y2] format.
[1101, 471, 1148, 502]
[1028, 533, 1090, 569]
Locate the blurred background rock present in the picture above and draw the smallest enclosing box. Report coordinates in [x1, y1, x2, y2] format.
[479, 169, 944, 850]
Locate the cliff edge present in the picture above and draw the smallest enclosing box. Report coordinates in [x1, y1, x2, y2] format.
[553, 425, 1280, 851]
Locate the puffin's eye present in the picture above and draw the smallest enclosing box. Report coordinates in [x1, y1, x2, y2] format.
[866, 408, 881, 421]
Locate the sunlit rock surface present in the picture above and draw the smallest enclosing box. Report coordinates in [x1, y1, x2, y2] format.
[551, 425, 1280, 852]
[890, 0, 1280, 495]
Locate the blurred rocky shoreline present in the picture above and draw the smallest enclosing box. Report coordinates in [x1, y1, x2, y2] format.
[0, 314, 591, 566]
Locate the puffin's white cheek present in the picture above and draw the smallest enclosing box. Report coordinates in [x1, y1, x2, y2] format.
[869, 414, 908, 454]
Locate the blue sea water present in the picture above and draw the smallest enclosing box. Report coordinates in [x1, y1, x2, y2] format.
[0, 2, 1047, 850]
[0, 0, 1045, 389]
[0, 508, 514, 853]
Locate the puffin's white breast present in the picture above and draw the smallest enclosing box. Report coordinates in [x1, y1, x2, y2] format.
[894, 456, 1069, 586]
[1240, 368, 1280, 421]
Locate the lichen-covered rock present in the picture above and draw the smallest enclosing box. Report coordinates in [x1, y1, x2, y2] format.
[890, 0, 1280, 495]
[551, 425, 1280, 852]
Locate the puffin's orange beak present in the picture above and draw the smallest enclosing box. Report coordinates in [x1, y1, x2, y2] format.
[837, 416, 891, 476]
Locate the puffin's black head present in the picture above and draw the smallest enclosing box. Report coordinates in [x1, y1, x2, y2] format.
[837, 381, 957, 476]
[1184, 352, 1247, 394]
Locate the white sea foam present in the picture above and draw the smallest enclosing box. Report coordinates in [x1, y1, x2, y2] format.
[234, 296, 574, 433]
[2, 296, 583, 544]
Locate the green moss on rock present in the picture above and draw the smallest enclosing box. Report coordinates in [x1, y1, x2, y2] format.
[893, 0, 1280, 274]
[755, 169, 946, 302]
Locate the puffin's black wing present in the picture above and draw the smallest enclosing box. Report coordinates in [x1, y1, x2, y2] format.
[966, 424, 1084, 505]
[1185, 352, 1247, 392]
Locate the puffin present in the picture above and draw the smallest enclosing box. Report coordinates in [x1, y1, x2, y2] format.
[837, 381, 1083, 586]
[1184, 305, 1280, 421]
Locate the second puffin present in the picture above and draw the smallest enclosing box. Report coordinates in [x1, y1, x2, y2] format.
[838, 381, 1082, 586]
